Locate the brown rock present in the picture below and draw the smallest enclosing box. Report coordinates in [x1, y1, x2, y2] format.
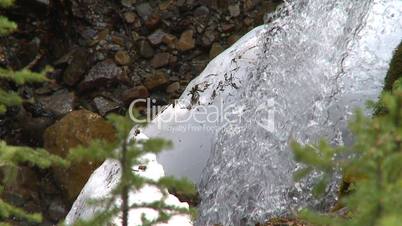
[148, 29, 166, 46]
[176, 30, 195, 51]
[151, 52, 173, 68]
[114, 50, 131, 65]
[227, 34, 241, 46]
[222, 23, 235, 32]
[243, 0, 260, 11]
[44, 110, 116, 203]
[79, 59, 122, 92]
[144, 71, 169, 90]
[166, 82, 180, 95]
[244, 17, 254, 26]
[162, 33, 177, 49]
[121, 85, 149, 103]
[124, 11, 137, 24]
[138, 40, 154, 58]
[145, 14, 161, 30]
[111, 35, 125, 46]
[209, 42, 224, 59]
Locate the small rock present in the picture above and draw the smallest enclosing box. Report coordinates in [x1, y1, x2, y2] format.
[79, 59, 122, 92]
[63, 48, 91, 86]
[38, 89, 75, 117]
[243, 0, 260, 11]
[162, 33, 177, 49]
[44, 110, 116, 203]
[138, 40, 154, 58]
[228, 3, 240, 17]
[144, 70, 169, 90]
[145, 14, 160, 30]
[124, 11, 137, 23]
[93, 97, 120, 116]
[131, 31, 141, 41]
[222, 23, 235, 32]
[166, 82, 180, 95]
[121, 0, 136, 7]
[227, 34, 241, 45]
[201, 30, 216, 47]
[244, 17, 254, 26]
[136, 2, 153, 19]
[151, 52, 172, 68]
[95, 29, 109, 41]
[111, 35, 125, 46]
[147, 29, 166, 46]
[176, 30, 195, 51]
[114, 50, 131, 65]
[121, 85, 149, 103]
[193, 5, 209, 17]
[209, 42, 224, 59]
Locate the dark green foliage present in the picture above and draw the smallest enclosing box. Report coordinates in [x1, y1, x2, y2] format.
[292, 75, 402, 226]
[375, 41, 402, 115]
[68, 114, 197, 226]
[384, 41, 402, 92]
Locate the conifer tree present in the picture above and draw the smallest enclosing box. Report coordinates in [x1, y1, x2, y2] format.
[68, 113, 197, 226]
[0, 0, 68, 224]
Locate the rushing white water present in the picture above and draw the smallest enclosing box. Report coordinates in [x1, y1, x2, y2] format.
[66, 0, 402, 225]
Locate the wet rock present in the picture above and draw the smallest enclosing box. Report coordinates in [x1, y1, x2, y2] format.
[145, 14, 161, 30]
[79, 59, 122, 92]
[38, 89, 75, 117]
[114, 50, 131, 65]
[151, 52, 174, 68]
[176, 30, 195, 51]
[62, 48, 91, 86]
[194, 5, 210, 17]
[138, 40, 154, 58]
[136, 2, 153, 19]
[124, 11, 137, 24]
[209, 42, 224, 59]
[166, 81, 181, 95]
[148, 29, 166, 46]
[43, 110, 116, 203]
[93, 96, 120, 116]
[121, 85, 149, 103]
[144, 70, 169, 90]
[228, 3, 240, 17]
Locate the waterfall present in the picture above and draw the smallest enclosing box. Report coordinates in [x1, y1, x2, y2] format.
[66, 0, 402, 225]
[197, 0, 402, 225]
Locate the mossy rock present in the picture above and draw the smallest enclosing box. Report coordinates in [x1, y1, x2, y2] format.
[44, 110, 116, 204]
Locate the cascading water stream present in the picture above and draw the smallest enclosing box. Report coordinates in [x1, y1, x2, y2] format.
[66, 0, 402, 225]
[197, 0, 402, 225]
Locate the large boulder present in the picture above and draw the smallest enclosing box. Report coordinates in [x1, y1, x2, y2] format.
[43, 109, 115, 203]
